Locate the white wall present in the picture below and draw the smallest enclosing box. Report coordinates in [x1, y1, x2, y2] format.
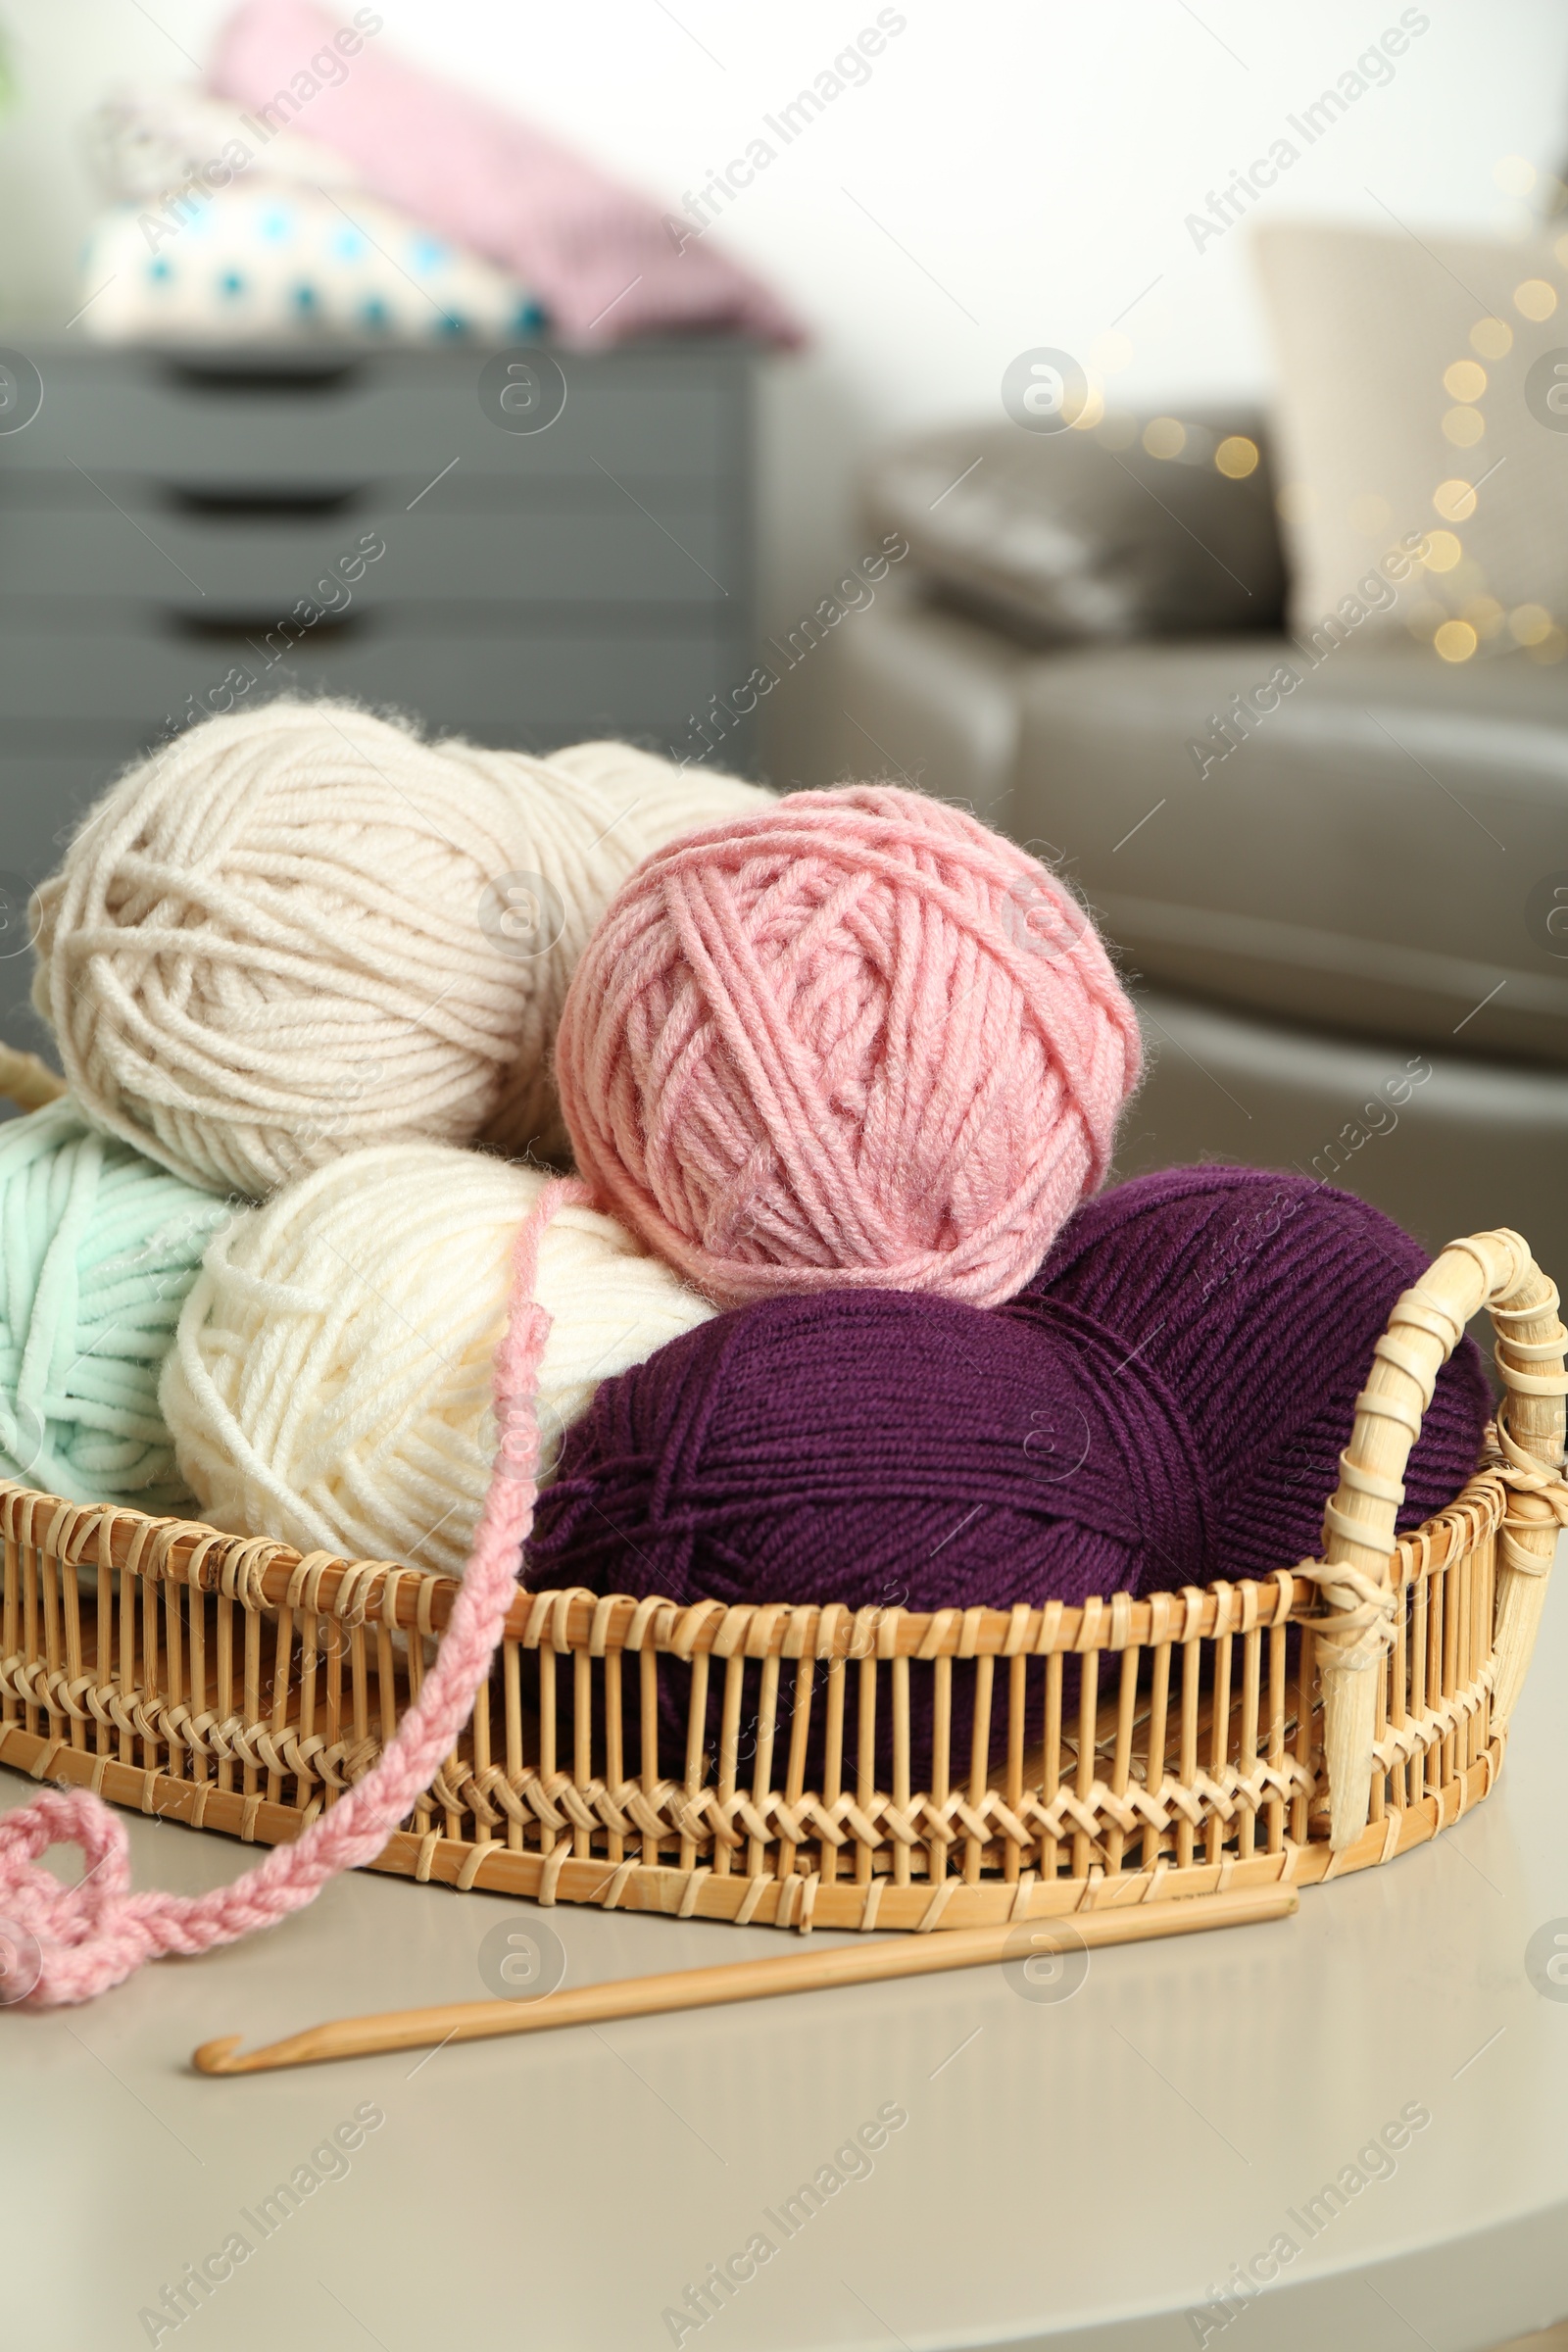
[4, 0, 1567, 776]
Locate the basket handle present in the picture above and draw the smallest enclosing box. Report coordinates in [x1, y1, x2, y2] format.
[1317, 1227, 1568, 1851]
[0, 1042, 66, 1113]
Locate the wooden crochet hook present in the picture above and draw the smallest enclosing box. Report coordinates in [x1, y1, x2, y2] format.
[193, 1883, 1296, 2076]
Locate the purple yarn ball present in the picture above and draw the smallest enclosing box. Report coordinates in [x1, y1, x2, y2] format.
[524, 1287, 1214, 1614]
[1009, 1164, 1491, 1587]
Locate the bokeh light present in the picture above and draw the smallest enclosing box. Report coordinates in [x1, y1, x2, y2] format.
[1214, 434, 1258, 478]
[1142, 416, 1185, 460]
[1509, 603, 1553, 646]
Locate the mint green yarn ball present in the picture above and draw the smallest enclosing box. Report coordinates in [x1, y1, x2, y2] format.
[0, 1096, 232, 1510]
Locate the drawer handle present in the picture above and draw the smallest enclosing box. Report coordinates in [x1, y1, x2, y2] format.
[155, 356, 365, 396]
[162, 611, 369, 645]
[164, 486, 368, 520]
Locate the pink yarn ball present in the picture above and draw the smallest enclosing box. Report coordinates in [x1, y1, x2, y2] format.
[556, 784, 1143, 1307]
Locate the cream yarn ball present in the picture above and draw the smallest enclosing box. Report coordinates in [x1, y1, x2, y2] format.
[31, 702, 771, 1199]
[161, 1143, 716, 1577]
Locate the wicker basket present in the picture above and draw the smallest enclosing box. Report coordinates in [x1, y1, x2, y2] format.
[1, 1222, 1564, 1939]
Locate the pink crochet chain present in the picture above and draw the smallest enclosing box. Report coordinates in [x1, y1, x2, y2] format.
[0, 1176, 587, 2007]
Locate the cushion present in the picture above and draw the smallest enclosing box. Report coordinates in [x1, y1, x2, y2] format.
[86, 81, 363, 206]
[1012, 635, 1568, 1067]
[864, 409, 1285, 646]
[1252, 220, 1568, 653]
[80, 183, 544, 344]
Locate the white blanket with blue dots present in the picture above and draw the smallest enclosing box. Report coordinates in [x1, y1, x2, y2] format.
[79, 85, 544, 344]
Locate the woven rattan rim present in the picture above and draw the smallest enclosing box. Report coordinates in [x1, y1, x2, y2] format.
[0, 1459, 1514, 1655]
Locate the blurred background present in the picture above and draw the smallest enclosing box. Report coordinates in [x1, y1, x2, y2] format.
[1, 0, 1566, 1275]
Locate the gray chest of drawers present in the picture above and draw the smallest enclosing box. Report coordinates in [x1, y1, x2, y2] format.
[0, 337, 757, 1046]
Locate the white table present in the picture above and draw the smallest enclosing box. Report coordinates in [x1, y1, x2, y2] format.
[6, 1546, 1568, 2352]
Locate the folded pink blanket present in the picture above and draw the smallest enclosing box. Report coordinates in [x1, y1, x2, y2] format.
[208, 0, 806, 348]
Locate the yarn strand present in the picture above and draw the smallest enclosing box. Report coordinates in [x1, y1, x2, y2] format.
[0, 1177, 589, 2007]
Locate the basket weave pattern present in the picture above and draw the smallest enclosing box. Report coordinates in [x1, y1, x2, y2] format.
[0, 1459, 1520, 1936]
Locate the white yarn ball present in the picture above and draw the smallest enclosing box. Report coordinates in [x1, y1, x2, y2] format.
[161, 1142, 716, 1577]
[32, 703, 771, 1199]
